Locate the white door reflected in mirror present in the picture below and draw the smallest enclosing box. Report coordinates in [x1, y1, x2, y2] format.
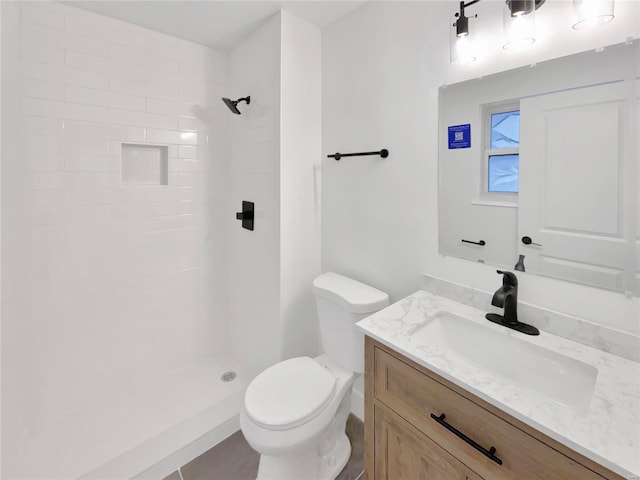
[519, 82, 636, 292]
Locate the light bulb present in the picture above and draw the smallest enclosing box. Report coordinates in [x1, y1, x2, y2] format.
[503, 7, 535, 50]
[573, 0, 614, 29]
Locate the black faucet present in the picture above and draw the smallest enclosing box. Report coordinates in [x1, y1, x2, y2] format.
[486, 270, 540, 336]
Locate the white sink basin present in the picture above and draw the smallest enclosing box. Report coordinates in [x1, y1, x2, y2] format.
[410, 311, 598, 414]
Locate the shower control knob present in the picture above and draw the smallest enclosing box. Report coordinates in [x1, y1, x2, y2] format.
[236, 201, 255, 231]
[521, 236, 542, 247]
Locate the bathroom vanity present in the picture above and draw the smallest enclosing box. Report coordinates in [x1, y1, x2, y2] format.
[357, 288, 639, 480]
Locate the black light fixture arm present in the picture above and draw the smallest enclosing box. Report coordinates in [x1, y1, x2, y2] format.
[455, 0, 480, 37]
[462, 0, 481, 9]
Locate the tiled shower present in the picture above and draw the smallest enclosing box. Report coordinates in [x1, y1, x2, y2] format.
[1, 2, 237, 476]
[0, 1, 320, 477]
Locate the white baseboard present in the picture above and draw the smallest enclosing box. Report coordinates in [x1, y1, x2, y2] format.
[351, 384, 364, 422]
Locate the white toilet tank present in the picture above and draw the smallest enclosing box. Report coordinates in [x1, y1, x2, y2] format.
[312, 273, 389, 374]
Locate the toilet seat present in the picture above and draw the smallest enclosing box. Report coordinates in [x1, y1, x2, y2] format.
[244, 357, 336, 431]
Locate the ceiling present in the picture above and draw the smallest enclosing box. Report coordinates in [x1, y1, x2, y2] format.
[65, 1, 367, 50]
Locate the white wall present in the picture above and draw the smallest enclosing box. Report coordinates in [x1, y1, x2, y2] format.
[280, 11, 322, 361]
[228, 12, 322, 377]
[1, 2, 229, 476]
[322, 1, 640, 334]
[0, 4, 22, 472]
[0, 3, 4, 476]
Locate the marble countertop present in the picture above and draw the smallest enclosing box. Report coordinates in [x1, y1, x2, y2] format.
[356, 290, 640, 479]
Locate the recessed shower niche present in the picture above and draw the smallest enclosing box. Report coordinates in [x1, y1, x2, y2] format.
[121, 143, 169, 186]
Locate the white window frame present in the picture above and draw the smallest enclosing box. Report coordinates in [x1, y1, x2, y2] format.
[473, 101, 520, 207]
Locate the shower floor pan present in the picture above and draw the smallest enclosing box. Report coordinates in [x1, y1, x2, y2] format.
[16, 354, 247, 480]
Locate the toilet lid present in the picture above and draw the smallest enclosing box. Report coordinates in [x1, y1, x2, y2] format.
[244, 357, 336, 430]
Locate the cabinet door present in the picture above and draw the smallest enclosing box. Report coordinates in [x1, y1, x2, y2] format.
[373, 404, 482, 480]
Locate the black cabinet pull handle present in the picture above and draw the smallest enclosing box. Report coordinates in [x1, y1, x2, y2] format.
[461, 239, 486, 246]
[430, 413, 503, 465]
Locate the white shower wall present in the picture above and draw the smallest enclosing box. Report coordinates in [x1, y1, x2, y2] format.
[1, 1, 231, 476]
[227, 13, 283, 378]
[227, 11, 322, 379]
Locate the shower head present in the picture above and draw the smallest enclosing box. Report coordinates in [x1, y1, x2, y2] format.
[222, 96, 251, 115]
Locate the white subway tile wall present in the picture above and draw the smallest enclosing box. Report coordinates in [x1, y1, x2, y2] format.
[3, 1, 230, 442]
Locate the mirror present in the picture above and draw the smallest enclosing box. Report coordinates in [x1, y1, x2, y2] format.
[438, 41, 639, 295]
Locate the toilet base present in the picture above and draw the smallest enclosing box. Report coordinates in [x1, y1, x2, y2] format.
[256, 432, 350, 480]
[254, 390, 353, 480]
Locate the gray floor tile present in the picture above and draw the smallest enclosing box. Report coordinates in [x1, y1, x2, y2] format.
[337, 414, 365, 480]
[162, 471, 181, 480]
[179, 414, 364, 480]
[181, 430, 259, 480]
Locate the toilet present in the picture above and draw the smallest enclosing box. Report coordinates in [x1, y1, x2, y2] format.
[240, 272, 389, 480]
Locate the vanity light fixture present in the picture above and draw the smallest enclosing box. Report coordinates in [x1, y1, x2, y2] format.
[450, 0, 480, 65]
[450, 0, 614, 66]
[572, 0, 615, 29]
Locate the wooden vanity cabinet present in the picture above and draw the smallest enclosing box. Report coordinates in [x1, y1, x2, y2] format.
[364, 337, 625, 480]
[374, 404, 483, 480]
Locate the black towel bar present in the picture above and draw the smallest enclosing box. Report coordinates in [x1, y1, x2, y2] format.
[462, 239, 486, 246]
[328, 149, 389, 161]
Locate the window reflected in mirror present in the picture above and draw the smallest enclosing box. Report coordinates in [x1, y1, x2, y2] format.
[488, 154, 519, 193]
[490, 110, 520, 148]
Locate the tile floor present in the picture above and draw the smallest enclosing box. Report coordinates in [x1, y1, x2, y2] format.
[162, 415, 364, 480]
